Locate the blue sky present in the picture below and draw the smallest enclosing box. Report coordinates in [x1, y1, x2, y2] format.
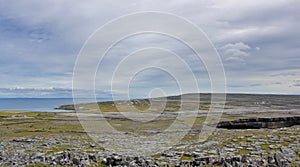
[0, 0, 299, 98]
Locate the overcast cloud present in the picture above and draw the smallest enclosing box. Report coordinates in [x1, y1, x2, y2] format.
[0, 0, 299, 97]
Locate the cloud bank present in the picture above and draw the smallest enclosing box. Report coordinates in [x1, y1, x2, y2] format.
[0, 0, 299, 97]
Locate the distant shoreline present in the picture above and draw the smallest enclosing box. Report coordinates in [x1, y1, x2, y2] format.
[1, 93, 300, 113]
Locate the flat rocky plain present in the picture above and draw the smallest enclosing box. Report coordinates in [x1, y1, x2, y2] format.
[0, 94, 300, 166]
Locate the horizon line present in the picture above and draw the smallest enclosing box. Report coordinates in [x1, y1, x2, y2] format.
[1, 92, 300, 99]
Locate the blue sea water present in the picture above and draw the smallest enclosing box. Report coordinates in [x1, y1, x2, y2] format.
[0, 98, 111, 112]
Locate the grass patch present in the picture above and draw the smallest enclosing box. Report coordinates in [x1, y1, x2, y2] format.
[43, 145, 79, 152]
[0, 111, 86, 139]
[181, 135, 199, 142]
[235, 147, 251, 155]
[152, 153, 163, 159]
[25, 164, 51, 167]
[181, 155, 193, 161]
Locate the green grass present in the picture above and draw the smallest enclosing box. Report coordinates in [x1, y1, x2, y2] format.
[181, 135, 199, 142]
[0, 110, 56, 118]
[181, 155, 193, 161]
[92, 163, 109, 167]
[42, 145, 79, 152]
[235, 147, 251, 155]
[24, 163, 109, 167]
[152, 153, 163, 159]
[260, 143, 281, 152]
[0, 111, 86, 138]
[25, 164, 51, 167]
[57, 99, 211, 113]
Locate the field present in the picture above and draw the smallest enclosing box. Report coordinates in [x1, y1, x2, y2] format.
[1, 94, 300, 166]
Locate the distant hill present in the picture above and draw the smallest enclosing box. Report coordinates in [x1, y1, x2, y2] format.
[56, 93, 300, 112]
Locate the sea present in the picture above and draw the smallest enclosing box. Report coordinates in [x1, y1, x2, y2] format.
[0, 98, 111, 112]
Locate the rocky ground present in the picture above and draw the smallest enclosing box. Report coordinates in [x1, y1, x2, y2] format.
[1, 94, 300, 166]
[0, 112, 299, 166]
[0, 126, 299, 166]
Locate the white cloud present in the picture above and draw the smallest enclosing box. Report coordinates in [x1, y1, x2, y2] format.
[219, 42, 251, 62]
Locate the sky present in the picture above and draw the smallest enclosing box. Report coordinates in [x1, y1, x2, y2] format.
[0, 0, 299, 98]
